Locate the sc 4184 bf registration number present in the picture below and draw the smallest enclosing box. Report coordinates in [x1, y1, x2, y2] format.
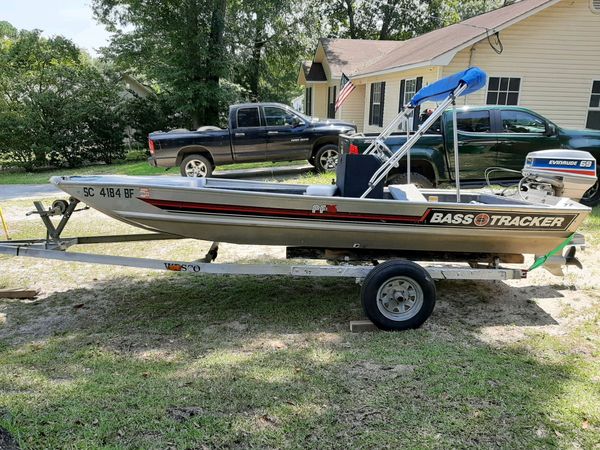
[425, 210, 577, 230]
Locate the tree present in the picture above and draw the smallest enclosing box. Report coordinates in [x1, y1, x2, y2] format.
[0, 27, 126, 170]
[93, 0, 235, 128]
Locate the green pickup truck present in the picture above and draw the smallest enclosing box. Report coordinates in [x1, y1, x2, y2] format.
[339, 105, 600, 205]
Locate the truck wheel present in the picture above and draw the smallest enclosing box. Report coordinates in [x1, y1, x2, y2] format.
[581, 181, 600, 207]
[180, 154, 213, 178]
[313, 144, 340, 173]
[361, 260, 436, 331]
[386, 172, 434, 188]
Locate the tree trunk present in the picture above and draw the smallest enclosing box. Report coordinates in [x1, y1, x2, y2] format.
[344, 0, 357, 39]
[249, 14, 266, 101]
[204, 0, 227, 126]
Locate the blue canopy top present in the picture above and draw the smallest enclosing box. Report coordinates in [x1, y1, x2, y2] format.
[409, 67, 487, 107]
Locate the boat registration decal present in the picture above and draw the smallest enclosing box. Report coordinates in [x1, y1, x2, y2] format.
[425, 209, 578, 230]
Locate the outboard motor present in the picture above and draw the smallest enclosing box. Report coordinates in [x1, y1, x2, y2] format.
[519, 149, 597, 203]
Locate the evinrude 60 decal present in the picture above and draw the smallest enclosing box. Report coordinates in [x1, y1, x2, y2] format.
[425, 209, 577, 230]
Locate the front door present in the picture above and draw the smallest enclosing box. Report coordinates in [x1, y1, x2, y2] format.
[446, 109, 498, 180]
[263, 106, 310, 161]
[495, 109, 560, 172]
[231, 106, 267, 162]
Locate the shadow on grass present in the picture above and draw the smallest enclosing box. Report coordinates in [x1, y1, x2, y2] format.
[0, 273, 592, 448]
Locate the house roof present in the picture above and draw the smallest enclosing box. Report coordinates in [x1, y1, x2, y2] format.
[320, 39, 402, 79]
[306, 62, 327, 81]
[307, 0, 559, 81]
[355, 0, 557, 77]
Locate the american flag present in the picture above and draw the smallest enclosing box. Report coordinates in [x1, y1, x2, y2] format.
[335, 73, 355, 112]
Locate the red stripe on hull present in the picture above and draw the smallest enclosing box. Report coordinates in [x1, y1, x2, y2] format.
[141, 198, 429, 223]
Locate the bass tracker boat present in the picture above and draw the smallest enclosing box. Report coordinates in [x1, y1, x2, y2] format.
[1, 67, 596, 332]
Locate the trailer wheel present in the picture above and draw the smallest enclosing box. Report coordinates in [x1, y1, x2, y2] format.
[361, 260, 436, 331]
[180, 154, 213, 178]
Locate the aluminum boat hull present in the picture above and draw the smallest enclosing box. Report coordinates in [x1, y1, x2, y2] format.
[50, 175, 591, 256]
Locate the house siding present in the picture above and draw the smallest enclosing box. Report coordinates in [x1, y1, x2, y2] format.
[312, 84, 329, 118]
[443, 0, 600, 129]
[362, 68, 440, 133]
[339, 84, 366, 131]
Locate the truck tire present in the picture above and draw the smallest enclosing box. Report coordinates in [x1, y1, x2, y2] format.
[361, 260, 436, 331]
[581, 181, 600, 207]
[313, 144, 340, 173]
[386, 172, 434, 188]
[180, 154, 213, 178]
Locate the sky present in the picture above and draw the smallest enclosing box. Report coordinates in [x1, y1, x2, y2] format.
[2, 0, 111, 56]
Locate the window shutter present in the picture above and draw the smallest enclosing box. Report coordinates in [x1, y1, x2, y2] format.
[369, 84, 375, 125]
[379, 82, 386, 127]
[327, 87, 331, 111]
[399, 79, 406, 112]
[592, 0, 600, 13]
[412, 77, 423, 131]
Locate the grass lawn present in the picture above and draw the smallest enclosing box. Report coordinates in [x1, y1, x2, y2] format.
[0, 160, 310, 185]
[0, 181, 598, 447]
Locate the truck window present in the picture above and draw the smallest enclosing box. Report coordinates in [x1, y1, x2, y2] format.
[456, 111, 491, 133]
[264, 106, 294, 127]
[500, 110, 546, 133]
[237, 107, 260, 128]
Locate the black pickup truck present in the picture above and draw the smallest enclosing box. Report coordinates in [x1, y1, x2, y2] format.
[148, 102, 356, 176]
[340, 105, 600, 205]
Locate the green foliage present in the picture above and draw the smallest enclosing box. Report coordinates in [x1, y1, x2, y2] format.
[0, 27, 126, 170]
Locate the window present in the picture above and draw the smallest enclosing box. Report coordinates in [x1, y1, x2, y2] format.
[305, 87, 312, 116]
[402, 79, 417, 108]
[264, 107, 294, 127]
[591, 0, 600, 13]
[487, 77, 521, 105]
[398, 78, 417, 131]
[327, 85, 337, 119]
[456, 111, 491, 133]
[369, 82, 386, 127]
[586, 80, 600, 130]
[237, 107, 260, 128]
[500, 110, 546, 133]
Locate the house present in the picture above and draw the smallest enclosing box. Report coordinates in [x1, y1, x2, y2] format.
[298, 0, 600, 133]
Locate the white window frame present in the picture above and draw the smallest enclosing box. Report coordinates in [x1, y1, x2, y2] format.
[486, 76, 522, 106]
[591, 0, 600, 14]
[369, 82, 384, 126]
[587, 79, 600, 129]
[399, 78, 417, 131]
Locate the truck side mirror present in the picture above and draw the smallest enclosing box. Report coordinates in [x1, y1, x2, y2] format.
[546, 123, 557, 137]
[292, 117, 304, 128]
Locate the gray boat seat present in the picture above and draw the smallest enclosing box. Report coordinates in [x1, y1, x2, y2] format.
[305, 184, 338, 197]
[388, 184, 427, 202]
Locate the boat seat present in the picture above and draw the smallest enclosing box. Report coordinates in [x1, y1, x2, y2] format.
[305, 184, 338, 197]
[388, 184, 427, 202]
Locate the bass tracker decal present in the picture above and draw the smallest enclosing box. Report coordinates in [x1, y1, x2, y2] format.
[425, 209, 578, 230]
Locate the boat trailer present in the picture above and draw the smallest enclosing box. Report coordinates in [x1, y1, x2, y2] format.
[0, 198, 583, 331]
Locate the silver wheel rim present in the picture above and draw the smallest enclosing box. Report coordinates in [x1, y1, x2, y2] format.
[184, 159, 208, 177]
[376, 276, 424, 321]
[319, 149, 339, 171]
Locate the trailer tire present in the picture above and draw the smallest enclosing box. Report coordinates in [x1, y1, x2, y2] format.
[313, 144, 340, 172]
[361, 260, 436, 331]
[386, 172, 433, 188]
[180, 154, 213, 178]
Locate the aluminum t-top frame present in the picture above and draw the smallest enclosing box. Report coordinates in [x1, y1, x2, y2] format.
[361, 82, 468, 199]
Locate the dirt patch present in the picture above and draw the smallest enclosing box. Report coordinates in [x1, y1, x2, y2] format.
[0, 426, 20, 450]
[349, 361, 415, 381]
[167, 406, 207, 423]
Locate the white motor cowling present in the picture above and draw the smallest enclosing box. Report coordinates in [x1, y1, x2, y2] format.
[520, 149, 597, 201]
